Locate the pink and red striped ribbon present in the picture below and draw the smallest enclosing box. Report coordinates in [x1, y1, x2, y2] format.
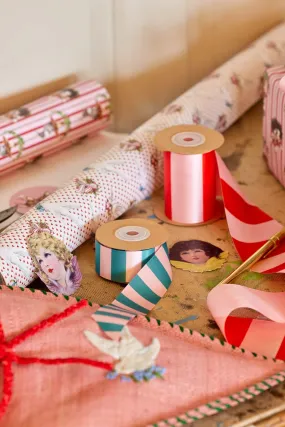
[207, 154, 285, 359]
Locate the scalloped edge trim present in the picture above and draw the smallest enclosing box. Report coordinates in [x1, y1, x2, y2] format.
[1, 284, 284, 427]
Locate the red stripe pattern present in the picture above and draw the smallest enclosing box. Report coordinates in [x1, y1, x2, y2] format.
[0, 80, 111, 176]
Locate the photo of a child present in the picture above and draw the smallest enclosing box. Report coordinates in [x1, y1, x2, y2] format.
[169, 239, 228, 273]
[27, 222, 82, 295]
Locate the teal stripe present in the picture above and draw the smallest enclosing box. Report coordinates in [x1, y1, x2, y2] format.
[95, 240, 101, 274]
[141, 247, 155, 267]
[96, 310, 132, 320]
[130, 275, 160, 305]
[109, 304, 130, 313]
[97, 322, 123, 332]
[148, 255, 171, 289]
[111, 249, 127, 283]
[162, 242, 169, 256]
[116, 294, 149, 314]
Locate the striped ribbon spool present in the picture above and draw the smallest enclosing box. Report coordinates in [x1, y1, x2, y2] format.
[154, 124, 224, 226]
[94, 219, 172, 339]
[95, 242, 160, 284]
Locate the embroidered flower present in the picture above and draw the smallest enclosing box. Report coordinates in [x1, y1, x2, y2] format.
[151, 154, 158, 170]
[192, 110, 201, 125]
[215, 114, 227, 132]
[230, 73, 242, 88]
[120, 139, 143, 152]
[206, 72, 220, 79]
[106, 366, 166, 383]
[35, 204, 45, 212]
[266, 41, 280, 53]
[74, 177, 99, 195]
[162, 104, 183, 114]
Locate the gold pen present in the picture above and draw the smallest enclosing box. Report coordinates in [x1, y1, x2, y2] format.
[218, 227, 285, 285]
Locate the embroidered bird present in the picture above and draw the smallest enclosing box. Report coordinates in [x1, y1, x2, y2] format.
[40, 202, 84, 227]
[84, 326, 160, 375]
[0, 247, 30, 277]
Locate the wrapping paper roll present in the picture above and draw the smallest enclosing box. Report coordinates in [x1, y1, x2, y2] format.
[1, 23, 285, 289]
[0, 80, 111, 176]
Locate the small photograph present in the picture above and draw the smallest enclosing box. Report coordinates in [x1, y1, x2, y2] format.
[169, 239, 228, 273]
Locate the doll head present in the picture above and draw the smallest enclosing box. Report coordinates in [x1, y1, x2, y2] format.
[169, 240, 223, 265]
[27, 222, 72, 285]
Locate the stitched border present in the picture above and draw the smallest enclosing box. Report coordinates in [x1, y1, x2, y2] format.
[0, 284, 284, 427]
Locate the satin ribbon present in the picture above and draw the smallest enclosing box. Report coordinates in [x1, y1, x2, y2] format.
[164, 150, 217, 224]
[95, 240, 160, 284]
[208, 154, 285, 359]
[93, 243, 172, 340]
[163, 144, 285, 358]
[207, 284, 285, 359]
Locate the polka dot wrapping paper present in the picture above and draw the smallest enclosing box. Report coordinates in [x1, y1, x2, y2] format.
[1, 22, 285, 289]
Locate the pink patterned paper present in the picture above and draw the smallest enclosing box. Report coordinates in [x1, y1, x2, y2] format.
[0, 80, 111, 176]
[263, 65, 285, 185]
[1, 23, 285, 289]
[0, 285, 284, 427]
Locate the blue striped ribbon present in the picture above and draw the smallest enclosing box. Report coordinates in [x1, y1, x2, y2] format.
[93, 242, 172, 339]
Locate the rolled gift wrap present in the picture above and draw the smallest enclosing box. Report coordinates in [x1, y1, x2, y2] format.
[0, 80, 111, 176]
[95, 218, 169, 283]
[1, 23, 285, 288]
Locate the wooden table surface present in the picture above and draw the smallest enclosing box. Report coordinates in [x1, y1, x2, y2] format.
[2, 102, 285, 426]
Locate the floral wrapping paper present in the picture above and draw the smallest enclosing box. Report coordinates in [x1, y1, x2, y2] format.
[0, 80, 111, 176]
[1, 23, 285, 289]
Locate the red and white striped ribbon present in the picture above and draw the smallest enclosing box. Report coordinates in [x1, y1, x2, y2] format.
[207, 154, 285, 359]
[164, 151, 217, 224]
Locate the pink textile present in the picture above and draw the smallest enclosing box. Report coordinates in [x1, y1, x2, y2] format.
[0, 286, 284, 427]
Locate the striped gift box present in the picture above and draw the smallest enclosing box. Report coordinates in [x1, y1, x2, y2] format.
[263, 66, 285, 186]
[0, 80, 111, 176]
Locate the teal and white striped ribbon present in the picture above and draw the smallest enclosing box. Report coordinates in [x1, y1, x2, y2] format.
[95, 240, 160, 283]
[93, 242, 172, 340]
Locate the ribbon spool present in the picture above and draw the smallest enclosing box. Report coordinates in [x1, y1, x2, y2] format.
[95, 218, 168, 284]
[154, 124, 224, 226]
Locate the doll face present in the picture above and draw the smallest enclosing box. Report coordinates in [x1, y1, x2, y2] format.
[180, 249, 210, 264]
[36, 247, 66, 282]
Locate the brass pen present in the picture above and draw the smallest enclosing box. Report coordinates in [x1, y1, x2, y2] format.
[218, 227, 285, 285]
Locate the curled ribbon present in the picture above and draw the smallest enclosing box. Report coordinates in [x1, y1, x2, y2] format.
[94, 243, 172, 340]
[207, 284, 285, 360]
[0, 300, 112, 420]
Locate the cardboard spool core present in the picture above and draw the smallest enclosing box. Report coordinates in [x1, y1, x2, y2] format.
[154, 124, 224, 155]
[96, 218, 168, 251]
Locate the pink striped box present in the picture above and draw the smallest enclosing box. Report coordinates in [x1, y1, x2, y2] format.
[263, 66, 285, 185]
